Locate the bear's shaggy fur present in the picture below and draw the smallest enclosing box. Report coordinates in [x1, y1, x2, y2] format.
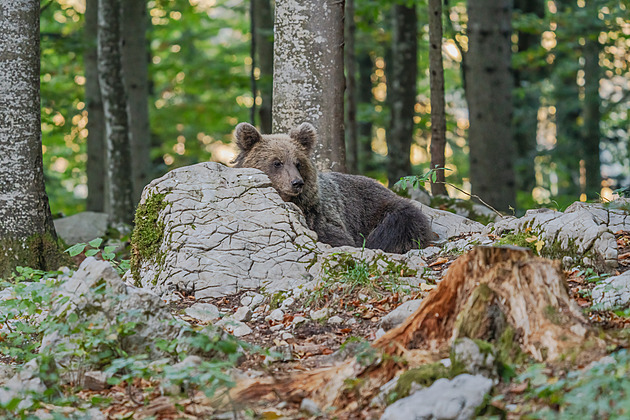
[232, 122, 431, 254]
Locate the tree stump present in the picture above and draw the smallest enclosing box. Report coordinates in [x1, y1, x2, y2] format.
[232, 246, 602, 412]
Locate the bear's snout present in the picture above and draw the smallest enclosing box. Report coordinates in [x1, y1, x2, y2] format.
[291, 178, 305, 191]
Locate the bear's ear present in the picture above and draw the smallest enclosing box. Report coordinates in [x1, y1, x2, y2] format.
[289, 123, 317, 154]
[234, 123, 262, 151]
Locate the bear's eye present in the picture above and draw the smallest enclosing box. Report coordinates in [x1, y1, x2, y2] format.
[273, 161, 283, 168]
[295, 161, 301, 170]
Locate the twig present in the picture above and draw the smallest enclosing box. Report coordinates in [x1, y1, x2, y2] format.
[435, 181, 506, 219]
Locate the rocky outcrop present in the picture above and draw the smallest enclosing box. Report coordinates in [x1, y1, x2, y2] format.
[488, 200, 630, 269]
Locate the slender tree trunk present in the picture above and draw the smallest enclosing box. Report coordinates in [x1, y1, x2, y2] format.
[272, 0, 346, 172]
[428, 0, 448, 196]
[582, 3, 602, 199]
[121, 0, 151, 205]
[85, 0, 107, 213]
[387, 4, 418, 187]
[513, 0, 544, 195]
[99, 0, 135, 225]
[254, 0, 273, 134]
[345, 0, 358, 174]
[249, 0, 257, 125]
[466, 0, 516, 211]
[357, 52, 374, 174]
[0, 0, 64, 277]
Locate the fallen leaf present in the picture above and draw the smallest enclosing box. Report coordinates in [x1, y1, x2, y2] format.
[509, 381, 528, 394]
[428, 257, 448, 267]
[420, 283, 437, 292]
[619, 252, 630, 260]
[525, 236, 538, 243]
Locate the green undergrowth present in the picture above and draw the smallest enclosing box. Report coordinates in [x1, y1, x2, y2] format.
[0, 245, 245, 418]
[305, 250, 418, 309]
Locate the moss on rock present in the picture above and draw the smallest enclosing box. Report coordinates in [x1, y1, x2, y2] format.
[130, 192, 169, 286]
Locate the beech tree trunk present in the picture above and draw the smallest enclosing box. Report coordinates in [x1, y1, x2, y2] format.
[428, 0, 448, 196]
[272, 0, 346, 172]
[254, 0, 273, 134]
[513, 0, 544, 195]
[121, 0, 151, 205]
[85, 0, 107, 213]
[466, 0, 516, 211]
[0, 0, 64, 277]
[387, 4, 418, 187]
[98, 0, 135, 225]
[232, 247, 600, 414]
[345, 0, 358, 174]
[582, 1, 602, 199]
[357, 51, 374, 174]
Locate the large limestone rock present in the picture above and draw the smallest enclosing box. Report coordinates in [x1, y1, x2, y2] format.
[487, 200, 630, 269]
[131, 162, 320, 299]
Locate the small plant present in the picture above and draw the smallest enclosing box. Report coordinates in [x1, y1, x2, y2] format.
[65, 238, 130, 275]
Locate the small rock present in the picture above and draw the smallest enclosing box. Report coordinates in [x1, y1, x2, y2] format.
[185, 303, 220, 323]
[216, 319, 252, 337]
[310, 308, 328, 321]
[562, 256, 574, 269]
[233, 306, 252, 322]
[280, 296, 295, 310]
[292, 315, 307, 325]
[268, 308, 285, 322]
[381, 299, 423, 331]
[241, 293, 265, 309]
[419, 246, 441, 260]
[270, 324, 284, 332]
[53, 211, 109, 245]
[300, 398, 322, 416]
[592, 271, 630, 310]
[328, 315, 343, 324]
[282, 332, 294, 340]
[380, 374, 493, 420]
[83, 370, 112, 391]
[346, 318, 358, 325]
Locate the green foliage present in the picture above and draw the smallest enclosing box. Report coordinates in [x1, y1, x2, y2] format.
[65, 238, 130, 275]
[517, 350, 630, 419]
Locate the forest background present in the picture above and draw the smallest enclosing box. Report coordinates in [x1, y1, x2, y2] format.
[40, 0, 629, 220]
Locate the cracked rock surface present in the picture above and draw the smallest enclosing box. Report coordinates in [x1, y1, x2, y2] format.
[133, 163, 320, 299]
[487, 200, 630, 269]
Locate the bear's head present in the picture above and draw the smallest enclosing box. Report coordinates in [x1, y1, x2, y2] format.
[232, 123, 318, 203]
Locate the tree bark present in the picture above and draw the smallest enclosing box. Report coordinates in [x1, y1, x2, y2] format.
[121, 0, 151, 205]
[466, 0, 516, 211]
[0, 0, 64, 277]
[272, 0, 346, 172]
[357, 51, 374, 174]
[387, 4, 418, 187]
[582, 3, 602, 199]
[99, 0, 135, 225]
[428, 0, 448, 196]
[254, 0, 274, 134]
[85, 0, 107, 213]
[232, 247, 601, 414]
[513, 0, 544, 195]
[345, 0, 358, 174]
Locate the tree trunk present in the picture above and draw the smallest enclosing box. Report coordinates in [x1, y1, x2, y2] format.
[582, 4, 602, 199]
[513, 0, 544, 195]
[121, 0, 151, 205]
[232, 247, 601, 414]
[345, 0, 358, 174]
[357, 51, 374, 174]
[428, 0, 448, 196]
[254, 0, 273, 134]
[387, 3, 418, 187]
[85, 0, 107, 213]
[249, 0, 257, 125]
[0, 0, 64, 277]
[272, 0, 346, 172]
[466, 0, 516, 211]
[99, 0, 135, 225]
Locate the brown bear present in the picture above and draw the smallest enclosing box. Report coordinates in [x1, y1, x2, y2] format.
[232, 122, 431, 254]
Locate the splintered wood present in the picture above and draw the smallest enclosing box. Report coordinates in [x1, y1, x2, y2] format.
[231, 246, 601, 412]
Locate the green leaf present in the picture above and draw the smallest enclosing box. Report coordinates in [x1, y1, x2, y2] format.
[65, 243, 87, 257]
[85, 249, 99, 257]
[89, 238, 103, 248]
